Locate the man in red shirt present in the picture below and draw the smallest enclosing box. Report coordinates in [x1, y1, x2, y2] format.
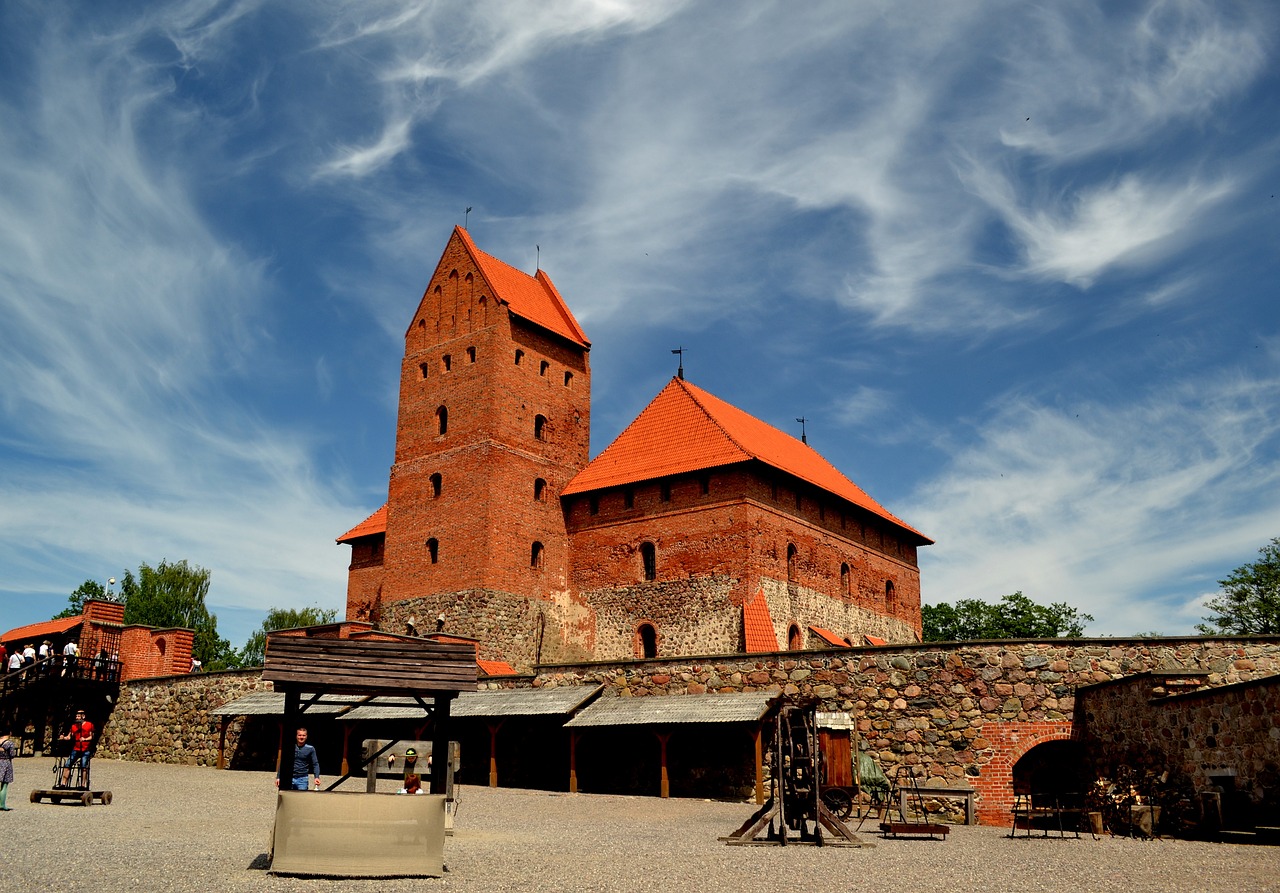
[60, 709, 94, 788]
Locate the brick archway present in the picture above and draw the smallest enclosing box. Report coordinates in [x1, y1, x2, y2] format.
[971, 721, 1074, 824]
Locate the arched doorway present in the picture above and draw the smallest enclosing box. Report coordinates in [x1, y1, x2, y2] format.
[1011, 739, 1091, 796]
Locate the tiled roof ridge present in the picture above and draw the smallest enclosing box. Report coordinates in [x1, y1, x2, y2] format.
[336, 502, 388, 543]
[453, 227, 589, 348]
[674, 376, 756, 458]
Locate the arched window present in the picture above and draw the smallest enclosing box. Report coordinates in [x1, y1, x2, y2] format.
[786, 543, 798, 581]
[156, 636, 167, 656]
[514, 349, 524, 366]
[534, 478, 547, 501]
[638, 623, 658, 659]
[531, 541, 544, 569]
[840, 562, 850, 597]
[539, 360, 549, 377]
[564, 371, 573, 387]
[885, 580, 896, 607]
[534, 414, 547, 441]
[441, 354, 452, 372]
[436, 406, 448, 435]
[640, 541, 657, 581]
[426, 538, 439, 563]
[788, 624, 803, 650]
[430, 473, 442, 498]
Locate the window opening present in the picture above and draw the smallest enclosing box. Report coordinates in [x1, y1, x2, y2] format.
[638, 623, 658, 659]
[534, 414, 547, 441]
[539, 360, 549, 377]
[623, 489, 634, 509]
[534, 478, 547, 501]
[840, 562, 850, 597]
[426, 538, 439, 564]
[515, 349, 524, 365]
[419, 362, 429, 379]
[430, 473, 442, 498]
[640, 541, 657, 581]
[564, 371, 573, 387]
[787, 543, 797, 581]
[441, 354, 452, 372]
[436, 406, 448, 435]
[531, 541, 544, 569]
[467, 346, 476, 363]
[788, 624, 803, 650]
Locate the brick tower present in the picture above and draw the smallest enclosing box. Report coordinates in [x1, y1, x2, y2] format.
[342, 227, 591, 663]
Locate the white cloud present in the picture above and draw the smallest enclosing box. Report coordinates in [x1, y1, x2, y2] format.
[909, 372, 1280, 635]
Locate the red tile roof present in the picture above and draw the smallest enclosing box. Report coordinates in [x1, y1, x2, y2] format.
[563, 377, 931, 542]
[477, 659, 517, 676]
[743, 590, 779, 652]
[337, 503, 387, 543]
[808, 626, 851, 647]
[452, 227, 590, 349]
[2, 615, 82, 645]
[863, 634, 888, 647]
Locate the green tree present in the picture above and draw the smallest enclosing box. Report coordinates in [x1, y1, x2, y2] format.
[121, 560, 237, 669]
[1197, 537, 1280, 635]
[55, 579, 107, 619]
[238, 606, 340, 667]
[922, 591, 1093, 641]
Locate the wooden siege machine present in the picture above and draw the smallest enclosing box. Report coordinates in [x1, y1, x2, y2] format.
[725, 697, 868, 846]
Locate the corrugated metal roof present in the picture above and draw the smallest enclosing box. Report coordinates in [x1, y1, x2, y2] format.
[451, 685, 603, 718]
[565, 691, 778, 728]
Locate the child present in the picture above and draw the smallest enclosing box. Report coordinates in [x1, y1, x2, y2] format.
[398, 772, 423, 794]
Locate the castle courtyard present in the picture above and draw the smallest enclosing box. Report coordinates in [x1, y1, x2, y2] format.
[2, 759, 1274, 893]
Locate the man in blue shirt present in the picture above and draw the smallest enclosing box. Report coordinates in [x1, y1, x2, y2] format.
[277, 726, 320, 791]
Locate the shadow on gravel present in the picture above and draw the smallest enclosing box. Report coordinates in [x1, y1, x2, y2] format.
[247, 853, 270, 870]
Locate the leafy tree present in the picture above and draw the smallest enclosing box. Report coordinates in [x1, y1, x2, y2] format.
[55, 579, 107, 619]
[120, 559, 237, 669]
[922, 591, 1093, 641]
[1197, 537, 1280, 636]
[238, 606, 340, 667]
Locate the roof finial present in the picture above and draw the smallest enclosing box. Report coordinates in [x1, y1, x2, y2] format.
[464, 206, 472, 229]
[671, 346, 685, 380]
[796, 416, 807, 444]
[536, 244, 540, 272]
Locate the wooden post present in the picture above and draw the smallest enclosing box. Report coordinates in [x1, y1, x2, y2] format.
[429, 694, 452, 795]
[277, 690, 300, 789]
[217, 716, 229, 770]
[569, 731, 579, 794]
[656, 731, 671, 799]
[487, 721, 503, 787]
[753, 725, 764, 805]
[340, 723, 354, 776]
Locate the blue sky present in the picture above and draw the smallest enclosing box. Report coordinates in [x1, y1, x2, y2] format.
[2, 0, 1278, 650]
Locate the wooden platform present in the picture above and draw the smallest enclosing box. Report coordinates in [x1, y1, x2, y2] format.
[30, 788, 112, 806]
[880, 821, 948, 840]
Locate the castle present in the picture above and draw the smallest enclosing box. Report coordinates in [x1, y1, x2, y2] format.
[338, 228, 931, 669]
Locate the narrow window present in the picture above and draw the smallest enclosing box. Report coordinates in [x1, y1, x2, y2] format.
[430, 473, 442, 498]
[640, 541, 656, 581]
[659, 482, 671, 502]
[515, 349, 524, 366]
[885, 580, 896, 607]
[534, 414, 547, 441]
[534, 478, 547, 501]
[840, 562, 850, 597]
[563, 371, 573, 387]
[467, 346, 476, 363]
[786, 543, 797, 581]
[419, 362, 429, 379]
[426, 538, 439, 564]
[788, 624, 803, 650]
[638, 623, 658, 659]
[436, 406, 448, 435]
[623, 489, 634, 509]
[531, 541, 544, 569]
[539, 360, 549, 377]
[441, 354, 452, 372]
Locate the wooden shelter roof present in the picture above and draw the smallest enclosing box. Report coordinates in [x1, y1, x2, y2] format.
[262, 633, 477, 696]
[564, 691, 778, 728]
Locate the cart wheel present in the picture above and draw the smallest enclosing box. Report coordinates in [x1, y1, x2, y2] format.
[81, 792, 93, 807]
[30, 791, 40, 803]
[101, 791, 113, 805]
[821, 788, 854, 821]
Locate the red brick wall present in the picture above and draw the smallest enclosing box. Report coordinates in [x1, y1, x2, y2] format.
[115, 626, 194, 681]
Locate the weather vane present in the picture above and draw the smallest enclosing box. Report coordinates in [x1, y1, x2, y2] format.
[671, 346, 685, 380]
[796, 417, 807, 444]
[464, 206, 472, 228]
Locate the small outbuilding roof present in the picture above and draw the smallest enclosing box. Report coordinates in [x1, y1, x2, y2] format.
[565, 691, 778, 728]
[211, 685, 605, 720]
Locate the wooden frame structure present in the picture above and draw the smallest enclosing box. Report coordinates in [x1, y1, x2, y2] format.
[261, 634, 477, 795]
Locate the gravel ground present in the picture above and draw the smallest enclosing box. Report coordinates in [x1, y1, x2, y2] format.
[0, 758, 1276, 893]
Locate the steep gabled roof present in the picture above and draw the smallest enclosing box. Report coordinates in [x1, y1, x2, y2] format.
[451, 227, 589, 349]
[336, 503, 387, 544]
[2, 615, 82, 645]
[808, 626, 851, 648]
[743, 590, 779, 653]
[563, 377, 931, 543]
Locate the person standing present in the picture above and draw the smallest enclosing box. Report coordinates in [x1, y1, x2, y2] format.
[59, 709, 94, 788]
[0, 728, 15, 810]
[5, 649, 18, 674]
[275, 727, 321, 791]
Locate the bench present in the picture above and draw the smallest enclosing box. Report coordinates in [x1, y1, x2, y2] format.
[902, 785, 977, 825]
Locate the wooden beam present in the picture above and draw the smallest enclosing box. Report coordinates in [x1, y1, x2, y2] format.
[656, 731, 671, 799]
[487, 721, 503, 787]
[569, 731, 579, 794]
[753, 724, 764, 805]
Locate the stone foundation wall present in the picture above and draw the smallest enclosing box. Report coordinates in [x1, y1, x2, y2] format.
[96, 669, 271, 767]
